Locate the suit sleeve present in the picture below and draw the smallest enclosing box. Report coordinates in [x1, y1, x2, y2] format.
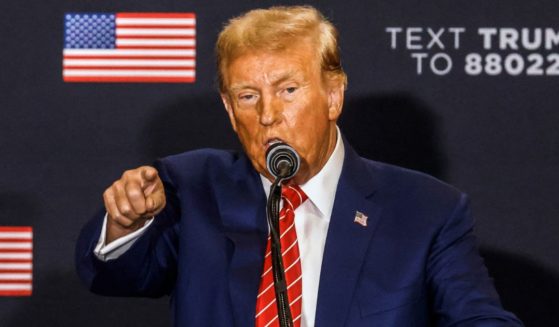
[75, 159, 180, 298]
[427, 193, 524, 326]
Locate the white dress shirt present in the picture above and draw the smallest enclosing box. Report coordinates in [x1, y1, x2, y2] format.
[94, 128, 345, 327]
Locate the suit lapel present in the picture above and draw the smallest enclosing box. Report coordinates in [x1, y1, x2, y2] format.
[315, 140, 383, 326]
[214, 154, 268, 327]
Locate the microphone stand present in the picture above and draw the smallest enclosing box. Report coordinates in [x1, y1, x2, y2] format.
[266, 174, 294, 327]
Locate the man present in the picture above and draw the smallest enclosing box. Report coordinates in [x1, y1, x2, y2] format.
[76, 6, 523, 326]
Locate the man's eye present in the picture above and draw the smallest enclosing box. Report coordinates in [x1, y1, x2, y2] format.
[239, 94, 255, 101]
[285, 87, 297, 94]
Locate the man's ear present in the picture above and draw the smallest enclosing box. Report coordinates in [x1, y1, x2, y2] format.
[220, 93, 238, 132]
[327, 80, 345, 121]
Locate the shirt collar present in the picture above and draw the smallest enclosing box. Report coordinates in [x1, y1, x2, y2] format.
[260, 127, 345, 221]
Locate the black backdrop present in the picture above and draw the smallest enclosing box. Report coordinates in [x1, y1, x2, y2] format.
[1, 0, 558, 325]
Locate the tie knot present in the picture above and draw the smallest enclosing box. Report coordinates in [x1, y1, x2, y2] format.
[281, 185, 308, 211]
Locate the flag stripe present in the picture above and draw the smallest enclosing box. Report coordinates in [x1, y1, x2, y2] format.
[117, 28, 195, 36]
[64, 59, 195, 66]
[0, 269, 32, 273]
[116, 39, 195, 46]
[63, 49, 195, 56]
[0, 239, 32, 243]
[64, 56, 194, 61]
[0, 253, 32, 260]
[117, 12, 195, 17]
[115, 35, 194, 40]
[63, 76, 195, 83]
[0, 227, 32, 232]
[0, 259, 32, 263]
[0, 263, 33, 270]
[116, 18, 196, 26]
[63, 70, 194, 77]
[0, 232, 32, 239]
[116, 19, 195, 26]
[0, 284, 32, 290]
[115, 46, 194, 50]
[0, 249, 32, 253]
[0, 273, 32, 280]
[64, 67, 194, 71]
[115, 24, 195, 29]
[0, 243, 32, 249]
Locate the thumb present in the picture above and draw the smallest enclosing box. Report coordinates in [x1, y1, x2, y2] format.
[141, 167, 158, 182]
[146, 191, 165, 214]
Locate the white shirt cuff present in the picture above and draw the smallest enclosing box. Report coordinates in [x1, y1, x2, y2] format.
[93, 213, 154, 261]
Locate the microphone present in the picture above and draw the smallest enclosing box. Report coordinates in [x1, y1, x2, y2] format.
[265, 142, 300, 327]
[266, 142, 300, 180]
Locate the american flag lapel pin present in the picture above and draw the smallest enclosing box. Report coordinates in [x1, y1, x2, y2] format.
[354, 211, 368, 227]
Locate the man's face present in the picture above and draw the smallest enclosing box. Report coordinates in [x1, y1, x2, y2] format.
[221, 42, 344, 184]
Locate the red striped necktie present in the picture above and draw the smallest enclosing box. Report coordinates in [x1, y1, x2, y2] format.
[255, 185, 308, 327]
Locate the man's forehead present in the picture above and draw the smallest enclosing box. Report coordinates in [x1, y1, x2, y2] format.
[225, 48, 319, 91]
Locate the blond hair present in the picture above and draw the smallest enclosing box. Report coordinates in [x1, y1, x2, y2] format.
[216, 6, 347, 92]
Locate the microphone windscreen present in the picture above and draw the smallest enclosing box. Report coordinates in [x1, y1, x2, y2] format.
[265, 142, 300, 179]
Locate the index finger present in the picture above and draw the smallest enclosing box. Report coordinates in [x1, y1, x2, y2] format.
[141, 166, 158, 183]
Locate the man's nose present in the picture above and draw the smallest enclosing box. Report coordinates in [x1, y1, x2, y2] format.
[258, 95, 282, 126]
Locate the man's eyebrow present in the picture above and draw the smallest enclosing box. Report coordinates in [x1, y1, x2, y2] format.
[228, 70, 301, 92]
[268, 70, 299, 85]
[229, 83, 255, 92]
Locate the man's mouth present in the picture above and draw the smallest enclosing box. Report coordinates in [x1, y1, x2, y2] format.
[264, 137, 284, 150]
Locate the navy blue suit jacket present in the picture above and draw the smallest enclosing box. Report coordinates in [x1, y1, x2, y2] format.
[76, 139, 522, 326]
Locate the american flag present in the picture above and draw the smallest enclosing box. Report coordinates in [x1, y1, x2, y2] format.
[0, 227, 33, 296]
[63, 12, 196, 83]
[353, 211, 368, 227]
